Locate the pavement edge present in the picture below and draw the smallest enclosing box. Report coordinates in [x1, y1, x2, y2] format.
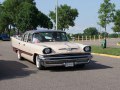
[92, 53, 120, 59]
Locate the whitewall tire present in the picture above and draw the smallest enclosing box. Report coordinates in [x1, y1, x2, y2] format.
[17, 50, 22, 60]
[36, 55, 44, 70]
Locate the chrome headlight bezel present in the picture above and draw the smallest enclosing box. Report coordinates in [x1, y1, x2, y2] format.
[84, 46, 91, 52]
[43, 48, 52, 54]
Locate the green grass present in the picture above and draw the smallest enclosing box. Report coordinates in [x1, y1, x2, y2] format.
[118, 42, 120, 44]
[92, 46, 120, 56]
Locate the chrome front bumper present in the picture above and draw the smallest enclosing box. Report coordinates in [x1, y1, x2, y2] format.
[39, 53, 93, 67]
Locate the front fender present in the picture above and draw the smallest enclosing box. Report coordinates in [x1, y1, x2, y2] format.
[75, 43, 91, 53]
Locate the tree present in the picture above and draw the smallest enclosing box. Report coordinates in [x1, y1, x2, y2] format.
[112, 10, 120, 33]
[0, 4, 12, 35]
[49, 4, 78, 31]
[109, 33, 118, 38]
[83, 27, 99, 36]
[1, 0, 53, 34]
[98, 0, 115, 48]
[37, 12, 53, 29]
[100, 31, 109, 37]
[98, 0, 115, 33]
[0, 4, 4, 33]
[2, 0, 34, 34]
[3, 0, 35, 25]
[16, 2, 53, 33]
[16, 2, 39, 32]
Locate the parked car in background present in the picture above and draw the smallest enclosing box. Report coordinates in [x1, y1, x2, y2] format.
[0, 34, 10, 41]
[11, 29, 92, 70]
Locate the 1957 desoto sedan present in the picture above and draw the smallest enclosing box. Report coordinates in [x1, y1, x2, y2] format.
[11, 29, 92, 70]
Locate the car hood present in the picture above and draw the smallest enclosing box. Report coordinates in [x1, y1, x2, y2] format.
[36, 42, 82, 53]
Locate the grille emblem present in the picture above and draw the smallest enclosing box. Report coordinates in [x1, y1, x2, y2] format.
[67, 48, 72, 51]
[59, 48, 78, 51]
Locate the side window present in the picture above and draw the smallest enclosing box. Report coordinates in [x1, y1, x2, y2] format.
[28, 34, 33, 42]
[61, 33, 67, 41]
[21, 35, 24, 41]
[23, 33, 29, 42]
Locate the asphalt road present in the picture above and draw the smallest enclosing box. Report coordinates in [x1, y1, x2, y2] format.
[0, 41, 120, 90]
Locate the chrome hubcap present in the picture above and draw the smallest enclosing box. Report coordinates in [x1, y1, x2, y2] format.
[36, 56, 40, 68]
[17, 51, 20, 59]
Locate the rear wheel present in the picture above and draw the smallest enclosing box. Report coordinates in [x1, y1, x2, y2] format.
[36, 55, 45, 70]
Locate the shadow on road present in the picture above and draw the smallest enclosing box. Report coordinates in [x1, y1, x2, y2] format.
[0, 60, 37, 80]
[46, 60, 112, 72]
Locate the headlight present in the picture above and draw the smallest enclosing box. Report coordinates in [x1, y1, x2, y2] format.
[43, 48, 52, 54]
[84, 46, 91, 52]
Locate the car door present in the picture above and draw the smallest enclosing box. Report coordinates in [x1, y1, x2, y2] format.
[20, 33, 34, 61]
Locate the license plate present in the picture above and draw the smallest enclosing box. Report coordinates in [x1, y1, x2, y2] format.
[65, 62, 74, 67]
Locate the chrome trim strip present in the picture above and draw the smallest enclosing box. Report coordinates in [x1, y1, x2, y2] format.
[44, 57, 92, 62]
[44, 60, 90, 67]
[59, 48, 78, 50]
[45, 55, 92, 59]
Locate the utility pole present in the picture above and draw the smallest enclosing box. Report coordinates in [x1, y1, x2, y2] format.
[55, 0, 58, 30]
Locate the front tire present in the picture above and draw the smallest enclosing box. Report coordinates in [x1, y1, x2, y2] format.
[17, 50, 22, 60]
[36, 55, 45, 70]
[79, 64, 86, 68]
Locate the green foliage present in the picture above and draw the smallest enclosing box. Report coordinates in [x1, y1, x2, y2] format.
[3, 0, 35, 23]
[0, 0, 53, 34]
[100, 32, 109, 37]
[37, 12, 53, 29]
[16, 2, 39, 32]
[0, 4, 4, 33]
[72, 33, 83, 38]
[112, 10, 120, 33]
[10, 29, 16, 36]
[16, 2, 53, 33]
[66, 33, 72, 40]
[83, 27, 99, 36]
[49, 4, 78, 31]
[108, 33, 119, 38]
[98, 0, 115, 31]
[0, 4, 12, 34]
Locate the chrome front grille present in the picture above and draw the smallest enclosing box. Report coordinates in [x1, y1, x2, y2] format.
[43, 53, 91, 60]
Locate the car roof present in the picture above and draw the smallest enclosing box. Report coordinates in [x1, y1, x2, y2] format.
[25, 29, 65, 34]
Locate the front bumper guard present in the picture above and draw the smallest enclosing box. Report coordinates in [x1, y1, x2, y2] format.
[39, 55, 93, 67]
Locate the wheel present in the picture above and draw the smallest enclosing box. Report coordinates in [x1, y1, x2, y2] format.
[17, 50, 22, 60]
[36, 55, 45, 70]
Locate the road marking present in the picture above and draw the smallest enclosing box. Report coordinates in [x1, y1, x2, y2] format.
[92, 53, 120, 59]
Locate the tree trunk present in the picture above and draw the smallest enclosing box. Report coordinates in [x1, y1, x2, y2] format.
[105, 25, 106, 38]
[104, 25, 107, 48]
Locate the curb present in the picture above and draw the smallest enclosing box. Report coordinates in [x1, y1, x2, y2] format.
[92, 53, 120, 59]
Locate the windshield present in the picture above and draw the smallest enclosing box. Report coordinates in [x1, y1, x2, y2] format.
[33, 32, 68, 42]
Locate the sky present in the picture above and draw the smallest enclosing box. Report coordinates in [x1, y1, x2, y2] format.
[0, 0, 120, 34]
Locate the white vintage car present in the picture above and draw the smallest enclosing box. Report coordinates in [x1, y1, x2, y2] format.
[11, 30, 92, 70]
